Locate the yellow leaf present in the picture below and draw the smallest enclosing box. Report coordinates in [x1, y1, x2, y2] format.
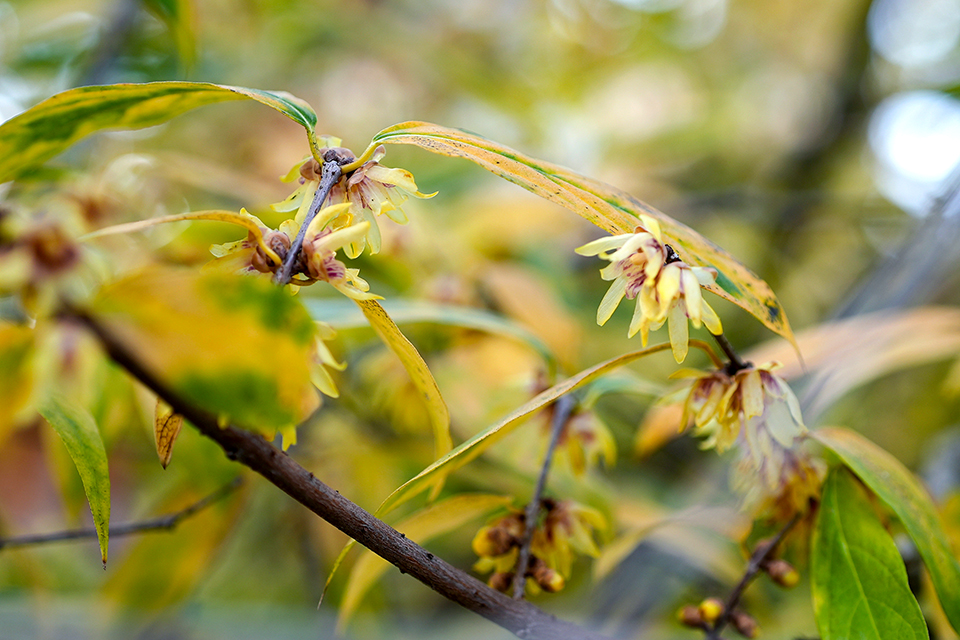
[355, 299, 452, 461]
[155, 399, 184, 469]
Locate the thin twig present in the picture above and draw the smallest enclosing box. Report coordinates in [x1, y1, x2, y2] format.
[711, 332, 749, 373]
[71, 309, 610, 640]
[275, 159, 342, 285]
[512, 393, 577, 600]
[0, 477, 242, 551]
[706, 513, 801, 640]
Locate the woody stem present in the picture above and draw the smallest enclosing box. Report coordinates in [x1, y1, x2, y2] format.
[275, 159, 342, 286]
[711, 332, 748, 373]
[512, 393, 576, 599]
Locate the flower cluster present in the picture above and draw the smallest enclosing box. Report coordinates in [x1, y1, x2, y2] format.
[576, 214, 721, 363]
[208, 203, 378, 300]
[274, 141, 435, 258]
[472, 499, 605, 594]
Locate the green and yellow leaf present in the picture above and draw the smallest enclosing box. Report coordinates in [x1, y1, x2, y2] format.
[812, 467, 928, 640]
[88, 267, 319, 443]
[0, 82, 317, 184]
[371, 121, 795, 346]
[815, 427, 960, 634]
[37, 394, 111, 565]
[377, 343, 673, 517]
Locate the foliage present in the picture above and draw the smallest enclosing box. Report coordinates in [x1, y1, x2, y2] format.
[1, 3, 959, 640]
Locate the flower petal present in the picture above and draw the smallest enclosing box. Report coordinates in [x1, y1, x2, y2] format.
[597, 276, 627, 325]
[667, 302, 689, 363]
[575, 234, 633, 257]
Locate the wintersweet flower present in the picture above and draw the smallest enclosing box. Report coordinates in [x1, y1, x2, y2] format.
[274, 141, 435, 258]
[472, 500, 605, 594]
[676, 362, 805, 454]
[207, 203, 379, 300]
[576, 215, 722, 363]
[675, 362, 818, 518]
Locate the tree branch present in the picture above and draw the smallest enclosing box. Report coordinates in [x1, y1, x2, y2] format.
[72, 309, 611, 640]
[513, 393, 576, 599]
[0, 477, 242, 551]
[705, 513, 801, 640]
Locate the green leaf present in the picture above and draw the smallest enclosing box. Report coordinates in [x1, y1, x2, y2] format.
[0, 82, 317, 183]
[89, 267, 319, 443]
[372, 121, 796, 348]
[812, 467, 928, 640]
[376, 343, 672, 516]
[38, 394, 111, 565]
[815, 427, 960, 633]
[355, 299, 452, 461]
[304, 297, 558, 375]
[337, 494, 513, 631]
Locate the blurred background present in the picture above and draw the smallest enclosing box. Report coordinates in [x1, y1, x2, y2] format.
[3, 0, 960, 638]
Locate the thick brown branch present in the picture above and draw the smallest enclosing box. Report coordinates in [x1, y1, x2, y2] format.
[74, 310, 610, 640]
[0, 478, 242, 551]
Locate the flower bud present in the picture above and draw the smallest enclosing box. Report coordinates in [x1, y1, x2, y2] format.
[698, 597, 725, 624]
[764, 558, 800, 588]
[488, 572, 513, 592]
[730, 610, 759, 638]
[677, 605, 703, 628]
[531, 564, 565, 593]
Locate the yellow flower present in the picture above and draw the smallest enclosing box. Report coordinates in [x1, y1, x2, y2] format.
[472, 500, 605, 594]
[274, 142, 435, 258]
[576, 215, 721, 363]
[208, 203, 379, 301]
[676, 362, 817, 519]
[677, 362, 805, 454]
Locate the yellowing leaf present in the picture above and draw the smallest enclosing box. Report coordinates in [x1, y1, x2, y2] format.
[372, 121, 795, 347]
[815, 427, 960, 634]
[377, 343, 673, 517]
[812, 468, 928, 640]
[337, 494, 513, 631]
[355, 299, 451, 461]
[155, 399, 183, 469]
[38, 394, 111, 565]
[0, 323, 35, 445]
[89, 267, 319, 440]
[0, 82, 318, 184]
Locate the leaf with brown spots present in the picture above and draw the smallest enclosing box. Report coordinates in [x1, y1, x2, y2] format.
[372, 122, 796, 347]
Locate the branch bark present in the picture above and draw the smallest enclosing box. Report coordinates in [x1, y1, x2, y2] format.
[73, 309, 611, 640]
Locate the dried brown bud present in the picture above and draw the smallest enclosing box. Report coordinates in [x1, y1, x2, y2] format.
[698, 597, 725, 624]
[765, 558, 800, 588]
[677, 605, 703, 628]
[25, 222, 79, 277]
[730, 610, 759, 638]
[299, 159, 323, 181]
[530, 560, 564, 593]
[488, 572, 513, 592]
[323, 147, 357, 166]
[251, 231, 291, 273]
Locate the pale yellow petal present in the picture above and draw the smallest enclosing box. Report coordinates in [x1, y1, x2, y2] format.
[741, 370, 764, 419]
[701, 300, 722, 335]
[597, 277, 627, 325]
[575, 234, 633, 257]
[681, 268, 703, 325]
[667, 302, 689, 363]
